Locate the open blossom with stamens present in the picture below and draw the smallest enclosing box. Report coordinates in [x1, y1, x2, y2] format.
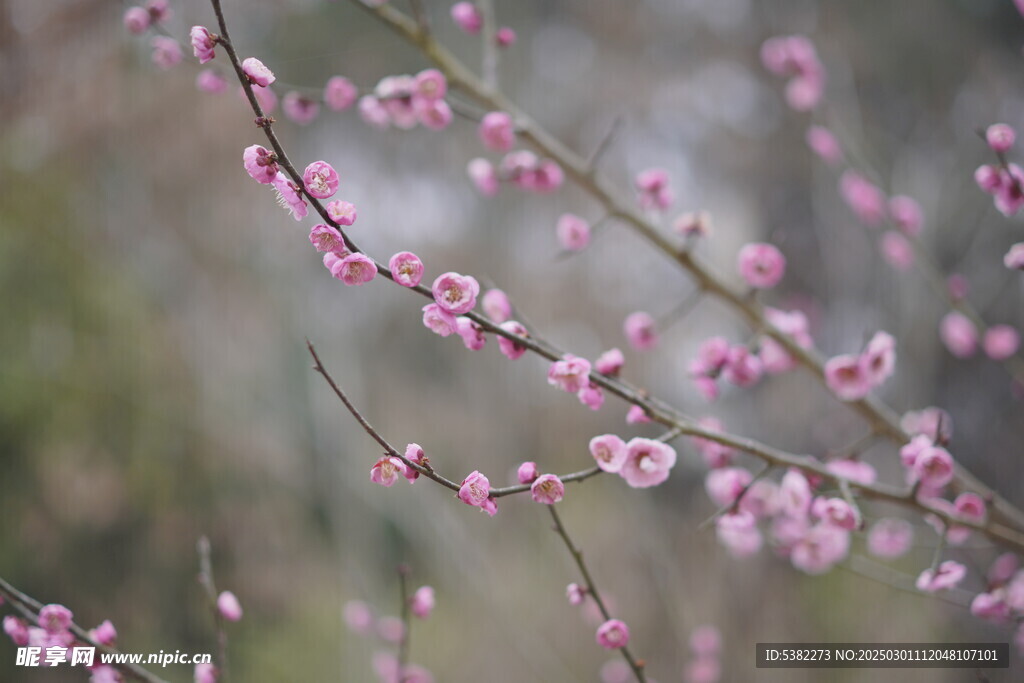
[333, 253, 376, 286]
[271, 172, 308, 220]
[839, 171, 886, 226]
[410, 586, 434, 619]
[596, 619, 630, 650]
[326, 200, 357, 226]
[242, 57, 275, 87]
[635, 168, 673, 210]
[455, 317, 486, 350]
[190, 26, 217, 64]
[589, 434, 627, 473]
[243, 145, 279, 184]
[151, 36, 182, 70]
[432, 272, 480, 315]
[482, 289, 512, 323]
[450, 2, 482, 34]
[497, 321, 529, 359]
[517, 462, 539, 484]
[283, 92, 320, 125]
[479, 112, 515, 151]
[371, 457, 408, 487]
[324, 76, 358, 111]
[303, 161, 339, 199]
[916, 561, 966, 592]
[619, 438, 676, 488]
[531, 474, 565, 504]
[547, 355, 592, 394]
[389, 252, 424, 287]
[422, 304, 458, 337]
[556, 213, 591, 251]
[458, 471, 497, 516]
[623, 312, 658, 351]
[939, 311, 978, 358]
[737, 243, 786, 289]
[309, 224, 347, 255]
[824, 354, 871, 401]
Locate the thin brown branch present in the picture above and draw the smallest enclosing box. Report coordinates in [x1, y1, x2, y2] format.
[197, 536, 229, 681]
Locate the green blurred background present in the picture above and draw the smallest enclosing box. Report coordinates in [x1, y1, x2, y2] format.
[1, 0, 1023, 680]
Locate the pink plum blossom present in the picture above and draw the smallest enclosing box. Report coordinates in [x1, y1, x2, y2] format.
[577, 382, 604, 410]
[458, 471, 496, 515]
[1005, 243, 1024, 270]
[455, 317, 486, 350]
[722, 345, 763, 387]
[496, 27, 517, 47]
[716, 510, 763, 558]
[988, 553, 1019, 587]
[623, 311, 658, 351]
[467, 158, 500, 196]
[986, 123, 1016, 153]
[217, 591, 243, 622]
[790, 524, 850, 574]
[324, 76, 358, 111]
[737, 243, 786, 289]
[343, 600, 374, 634]
[566, 583, 586, 605]
[556, 213, 591, 251]
[124, 7, 150, 34]
[880, 231, 914, 271]
[497, 321, 528, 359]
[705, 467, 753, 507]
[309, 224, 347, 254]
[271, 172, 308, 220]
[619, 438, 677, 488]
[939, 311, 978, 358]
[811, 497, 859, 530]
[415, 98, 453, 131]
[3, 616, 29, 646]
[995, 164, 1024, 216]
[975, 164, 1002, 193]
[805, 125, 842, 165]
[672, 211, 713, 238]
[479, 112, 515, 152]
[595, 619, 630, 650]
[334, 253, 377, 286]
[371, 457, 408, 487]
[901, 407, 953, 441]
[389, 252, 424, 287]
[824, 354, 871, 401]
[194, 663, 218, 683]
[634, 168, 674, 210]
[283, 92, 320, 125]
[482, 289, 512, 323]
[422, 303, 458, 337]
[911, 445, 955, 490]
[89, 620, 117, 647]
[150, 36, 182, 70]
[359, 96, 391, 129]
[839, 171, 886, 226]
[403, 444, 426, 482]
[414, 69, 447, 100]
[861, 331, 896, 387]
[243, 145, 278, 184]
[190, 26, 217, 64]
[196, 70, 228, 94]
[590, 435, 628, 473]
[242, 57, 275, 87]
[739, 480, 781, 519]
[983, 325, 1020, 360]
[38, 605, 72, 634]
[325, 200, 357, 226]
[410, 586, 434, 619]
[531, 474, 565, 504]
[916, 561, 966, 592]
[303, 161, 339, 199]
[432, 272, 480, 315]
[971, 591, 1012, 622]
[888, 195, 923, 236]
[517, 462, 539, 484]
[547, 355, 592, 394]
[595, 348, 624, 377]
[450, 2, 482, 34]
[625, 405, 651, 424]
[867, 518, 913, 558]
[779, 469, 813, 517]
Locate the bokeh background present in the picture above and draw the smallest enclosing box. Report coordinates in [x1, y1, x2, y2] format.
[2, 0, 1024, 680]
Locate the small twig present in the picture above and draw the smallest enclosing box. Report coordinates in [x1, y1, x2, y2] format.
[586, 116, 624, 172]
[197, 536, 229, 681]
[825, 430, 877, 461]
[409, 0, 429, 35]
[697, 464, 773, 532]
[655, 289, 704, 332]
[478, 0, 498, 91]
[838, 479, 864, 530]
[547, 506, 647, 682]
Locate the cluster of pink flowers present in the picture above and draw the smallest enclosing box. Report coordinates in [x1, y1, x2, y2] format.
[939, 311, 1020, 361]
[371, 444, 428, 487]
[588, 435, 677, 488]
[760, 35, 825, 111]
[969, 554, 1024, 649]
[123, 0, 173, 59]
[343, 593, 436, 683]
[3, 604, 126, 681]
[683, 626, 722, 683]
[358, 70, 452, 131]
[468, 150, 565, 196]
[823, 331, 896, 401]
[976, 123, 1024, 216]
[547, 354, 606, 410]
[899, 434, 957, 497]
[688, 336, 763, 401]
